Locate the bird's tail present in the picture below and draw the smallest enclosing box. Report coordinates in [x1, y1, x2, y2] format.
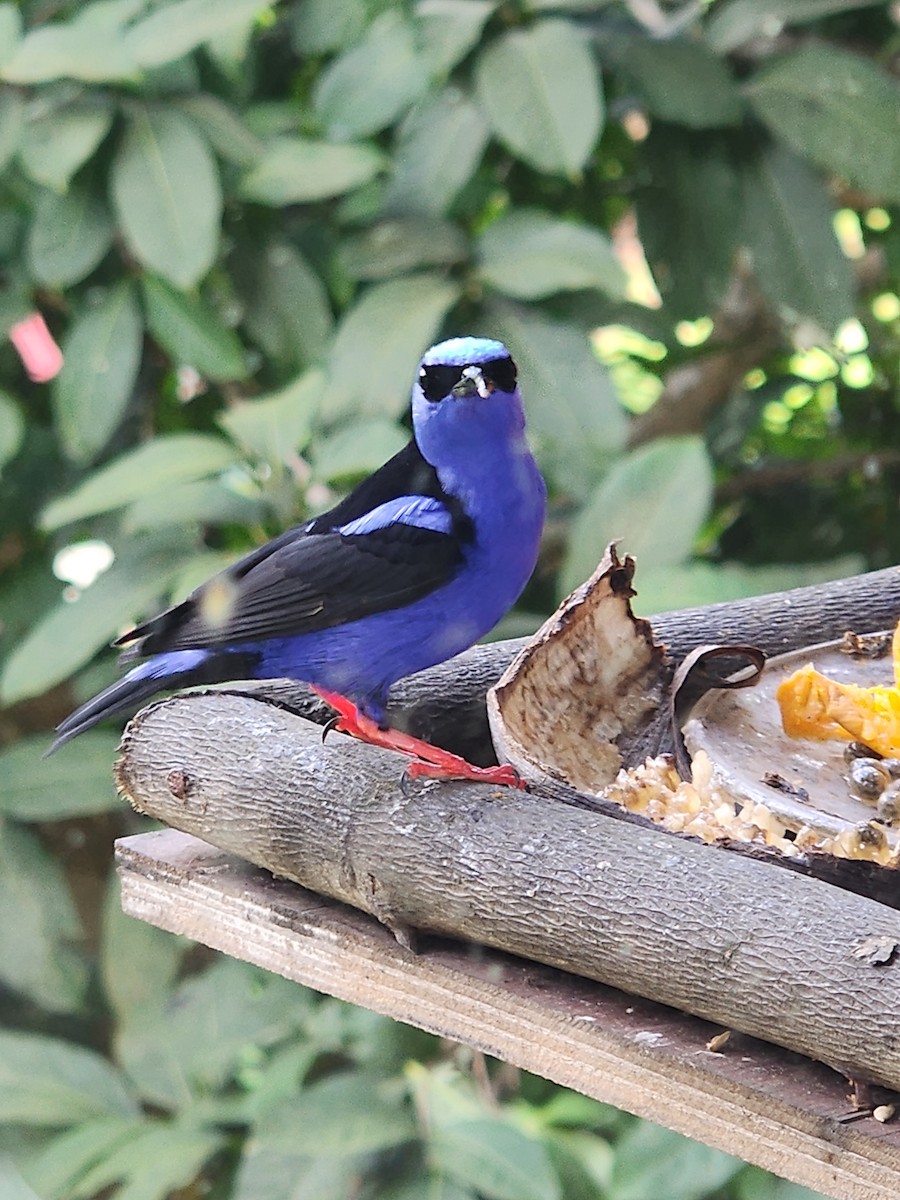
[46, 648, 257, 756]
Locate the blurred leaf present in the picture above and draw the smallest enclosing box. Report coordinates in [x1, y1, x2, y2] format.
[430, 1119, 561, 1200]
[0, 531, 197, 704]
[562, 437, 713, 594]
[111, 106, 221, 288]
[748, 44, 900, 203]
[123, 0, 269, 68]
[123, 477, 266, 532]
[314, 11, 427, 140]
[636, 124, 740, 319]
[102, 876, 186, 1028]
[312, 418, 407, 482]
[0, 1159, 41, 1200]
[476, 20, 602, 176]
[0, 389, 24, 470]
[384, 87, 489, 217]
[51, 282, 143, 463]
[0, 89, 23, 170]
[325, 273, 460, 418]
[176, 92, 263, 166]
[240, 137, 384, 204]
[234, 238, 333, 370]
[18, 102, 113, 192]
[1, 4, 137, 83]
[253, 1072, 417, 1157]
[707, 0, 884, 53]
[613, 36, 743, 128]
[535, 1091, 622, 1132]
[40, 434, 240, 529]
[739, 138, 854, 333]
[478, 210, 625, 300]
[340, 218, 467, 280]
[141, 274, 247, 380]
[485, 302, 627, 495]
[24, 1116, 144, 1200]
[27, 184, 114, 288]
[0, 1029, 138, 1124]
[0, 4, 22, 68]
[233, 1150, 362, 1200]
[69, 1121, 222, 1200]
[609, 1121, 740, 1200]
[0, 821, 87, 1012]
[0, 731, 121, 818]
[415, 0, 496, 76]
[290, 0, 368, 53]
[218, 369, 321, 463]
[735, 1164, 831, 1200]
[380, 1181, 477, 1200]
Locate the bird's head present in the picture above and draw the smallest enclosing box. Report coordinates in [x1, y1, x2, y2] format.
[412, 337, 525, 464]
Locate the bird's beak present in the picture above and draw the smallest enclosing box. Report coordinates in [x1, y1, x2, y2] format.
[451, 366, 494, 399]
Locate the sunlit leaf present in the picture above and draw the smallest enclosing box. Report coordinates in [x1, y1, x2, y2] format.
[40, 435, 241, 529]
[612, 35, 743, 128]
[748, 44, 900, 203]
[0, 3, 22, 69]
[0, 1029, 138, 1124]
[217, 369, 321, 463]
[233, 238, 333, 370]
[0, 732, 121, 818]
[51, 282, 143, 463]
[1, 3, 137, 83]
[18, 102, 113, 192]
[324, 273, 460, 419]
[28, 184, 113, 288]
[111, 106, 221, 288]
[478, 210, 625, 299]
[415, 0, 496, 76]
[476, 20, 602, 176]
[384, 87, 488, 217]
[141, 274, 247, 381]
[430, 1119, 561, 1200]
[314, 10, 427, 140]
[240, 136, 384, 205]
[123, 0, 269, 68]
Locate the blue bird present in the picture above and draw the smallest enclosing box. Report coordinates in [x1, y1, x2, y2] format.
[48, 336, 546, 784]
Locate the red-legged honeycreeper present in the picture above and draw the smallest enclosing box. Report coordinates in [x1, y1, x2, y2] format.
[48, 337, 546, 784]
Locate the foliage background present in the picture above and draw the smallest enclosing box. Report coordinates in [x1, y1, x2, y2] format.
[0, 0, 899, 1196]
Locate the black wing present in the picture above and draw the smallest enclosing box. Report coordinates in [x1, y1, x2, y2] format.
[117, 440, 470, 657]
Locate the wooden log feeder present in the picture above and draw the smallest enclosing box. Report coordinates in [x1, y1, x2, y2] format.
[115, 550, 900, 1200]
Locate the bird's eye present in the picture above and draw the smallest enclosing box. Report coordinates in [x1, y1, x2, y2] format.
[482, 356, 517, 393]
[419, 364, 464, 402]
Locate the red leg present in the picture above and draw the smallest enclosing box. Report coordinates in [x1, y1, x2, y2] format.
[311, 686, 524, 789]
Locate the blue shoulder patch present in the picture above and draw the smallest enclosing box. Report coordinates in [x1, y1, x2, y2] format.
[338, 495, 453, 537]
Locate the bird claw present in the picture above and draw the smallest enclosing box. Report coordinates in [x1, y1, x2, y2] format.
[321, 715, 342, 744]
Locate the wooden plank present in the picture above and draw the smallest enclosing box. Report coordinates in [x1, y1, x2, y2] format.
[117, 828, 900, 1200]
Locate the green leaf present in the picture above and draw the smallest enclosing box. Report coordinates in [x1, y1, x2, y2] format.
[0, 389, 24, 470]
[476, 20, 603, 176]
[735, 1164, 833, 1200]
[27, 184, 113, 288]
[217, 369, 321, 463]
[324, 273, 461, 419]
[747, 44, 900, 203]
[314, 11, 427, 140]
[40, 434, 240, 529]
[233, 238, 333, 370]
[415, 0, 496, 77]
[175, 93, 263, 166]
[18, 102, 113, 192]
[123, 477, 266, 532]
[102, 876, 186, 1028]
[613, 36, 743, 128]
[478, 210, 625, 299]
[240, 136, 384, 204]
[0, 4, 22, 68]
[561, 436, 713, 594]
[0, 821, 87, 1012]
[0, 732, 121, 818]
[485, 302, 627, 495]
[290, 0, 368, 53]
[636, 124, 740, 319]
[123, 0, 269, 68]
[51, 282, 143, 463]
[0, 89, 23, 170]
[111, 106, 222, 288]
[313, 418, 407, 482]
[340, 218, 467, 280]
[0, 1030, 138, 1125]
[610, 1121, 741, 1200]
[0, 532, 197, 704]
[430, 1119, 561, 1200]
[739, 138, 855, 333]
[69, 1121, 222, 1200]
[384, 87, 489, 217]
[233, 1151, 362, 1200]
[1, 4, 137, 83]
[24, 1116, 144, 1200]
[0, 1156, 41, 1200]
[707, 0, 884, 54]
[141, 274, 247, 381]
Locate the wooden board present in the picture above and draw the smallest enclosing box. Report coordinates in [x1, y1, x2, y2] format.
[117, 828, 900, 1200]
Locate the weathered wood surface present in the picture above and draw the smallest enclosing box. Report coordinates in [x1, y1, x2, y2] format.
[117, 691, 900, 1092]
[117, 829, 900, 1200]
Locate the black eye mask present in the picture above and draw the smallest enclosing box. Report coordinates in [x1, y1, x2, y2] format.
[418, 356, 518, 403]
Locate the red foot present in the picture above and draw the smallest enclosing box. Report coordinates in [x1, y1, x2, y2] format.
[312, 686, 524, 789]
